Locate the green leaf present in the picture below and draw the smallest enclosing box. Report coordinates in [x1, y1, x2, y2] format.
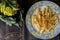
[5, 0, 19, 10]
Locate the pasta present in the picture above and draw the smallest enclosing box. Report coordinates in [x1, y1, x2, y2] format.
[32, 6, 58, 34]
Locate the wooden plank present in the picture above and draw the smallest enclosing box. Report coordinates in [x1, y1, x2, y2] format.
[20, 20, 24, 40]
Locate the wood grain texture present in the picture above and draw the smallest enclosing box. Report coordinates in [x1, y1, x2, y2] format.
[0, 0, 60, 40]
[0, 20, 21, 40]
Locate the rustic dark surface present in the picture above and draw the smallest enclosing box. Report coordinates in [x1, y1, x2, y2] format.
[0, 20, 20, 40]
[0, 0, 60, 40]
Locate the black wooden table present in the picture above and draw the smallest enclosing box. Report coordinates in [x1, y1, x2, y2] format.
[0, 0, 60, 40]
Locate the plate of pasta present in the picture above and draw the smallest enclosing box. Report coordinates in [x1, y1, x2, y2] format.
[26, 1, 60, 39]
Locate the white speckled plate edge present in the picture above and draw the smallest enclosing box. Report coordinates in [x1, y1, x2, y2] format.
[26, 1, 60, 39]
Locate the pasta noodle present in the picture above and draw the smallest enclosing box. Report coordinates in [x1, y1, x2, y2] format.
[32, 6, 58, 34]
